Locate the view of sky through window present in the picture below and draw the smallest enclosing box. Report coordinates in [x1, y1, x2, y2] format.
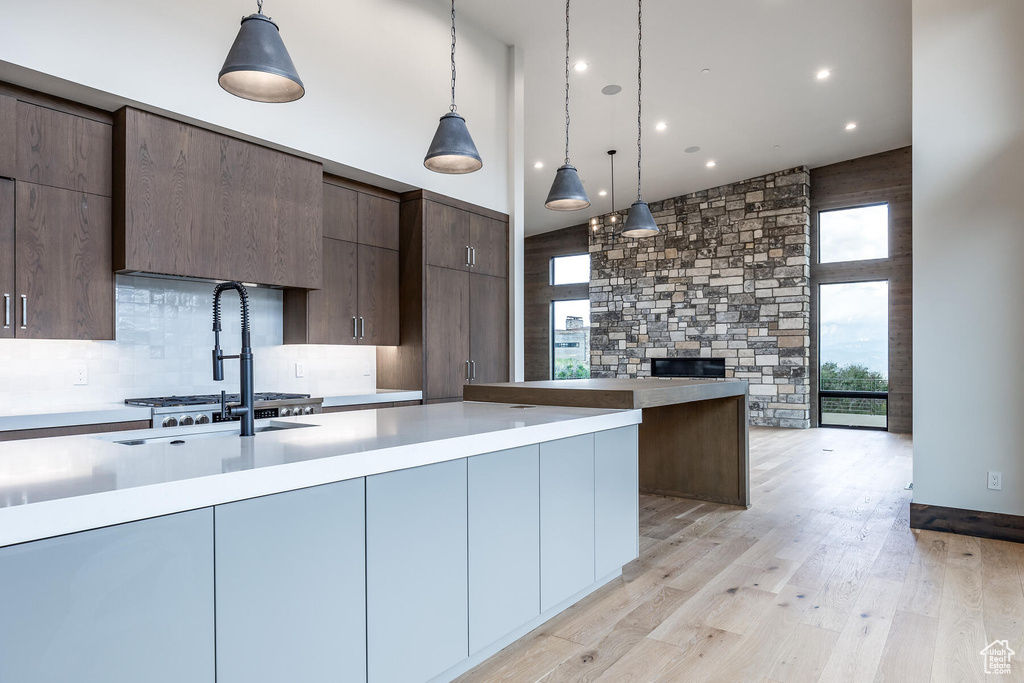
[819, 204, 888, 263]
[551, 254, 590, 285]
[819, 281, 889, 375]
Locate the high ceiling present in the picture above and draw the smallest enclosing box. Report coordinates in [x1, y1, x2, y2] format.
[456, 0, 911, 235]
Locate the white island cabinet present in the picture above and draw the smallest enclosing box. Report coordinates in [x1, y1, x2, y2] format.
[0, 402, 641, 683]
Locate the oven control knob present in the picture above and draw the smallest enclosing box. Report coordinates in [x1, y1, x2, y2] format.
[195, 414, 210, 425]
[303, 406, 315, 415]
[280, 407, 292, 417]
[161, 416, 179, 428]
[179, 415, 195, 426]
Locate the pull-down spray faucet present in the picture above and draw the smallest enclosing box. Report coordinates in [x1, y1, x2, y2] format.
[212, 281, 255, 437]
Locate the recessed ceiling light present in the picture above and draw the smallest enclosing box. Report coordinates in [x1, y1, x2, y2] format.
[598, 190, 607, 196]
[655, 122, 668, 131]
[534, 161, 544, 169]
[845, 122, 857, 130]
[684, 146, 701, 154]
[574, 61, 588, 72]
[701, 68, 710, 75]
[817, 69, 831, 80]
[706, 160, 717, 168]
[601, 84, 622, 95]
[773, 144, 781, 149]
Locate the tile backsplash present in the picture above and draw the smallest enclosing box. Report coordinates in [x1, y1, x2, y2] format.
[0, 275, 377, 410]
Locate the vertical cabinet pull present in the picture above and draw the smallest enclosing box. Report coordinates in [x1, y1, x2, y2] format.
[20, 295, 27, 330]
[471, 247, 476, 267]
[352, 316, 358, 340]
[359, 317, 365, 339]
[465, 245, 471, 267]
[465, 360, 470, 380]
[470, 360, 476, 381]
[2, 294, 9, 329]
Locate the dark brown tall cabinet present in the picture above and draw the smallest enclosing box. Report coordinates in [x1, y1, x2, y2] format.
[378, 190, 509, 401]
[0, 91, 114, 340]
[284, 177, 400, 346]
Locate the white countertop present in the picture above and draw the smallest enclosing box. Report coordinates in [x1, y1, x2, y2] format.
[0, 401, 641, 549]
[322, 389, 422, 407]
[0, 403, 152, 432]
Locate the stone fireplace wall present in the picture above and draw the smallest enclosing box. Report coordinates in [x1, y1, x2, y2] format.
[589, 167, 812, 428]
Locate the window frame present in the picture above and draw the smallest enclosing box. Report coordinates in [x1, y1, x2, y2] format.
[816, 201, 890, 266]
[549, 253, 591, 286]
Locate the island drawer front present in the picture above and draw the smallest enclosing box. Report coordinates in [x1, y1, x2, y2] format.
[366, 459, 469, 683]
[596, 426, 641, 577]
[540, 433, 597, 612]
[214, 480, 367, 683]
[0, 509, 214, 683]
[468, 445, 542, 654]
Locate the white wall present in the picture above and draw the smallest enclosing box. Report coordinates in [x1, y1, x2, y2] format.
[913, 0, 1024, 515]
[0, 0, 510, 213]
[0, 276, 376, 410]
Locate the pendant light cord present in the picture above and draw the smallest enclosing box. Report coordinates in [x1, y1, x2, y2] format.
[256, 0, 263, 14]
[636, 0, 643, 201]
[450, 0, 458, 112]
[564, 0, 571, 165]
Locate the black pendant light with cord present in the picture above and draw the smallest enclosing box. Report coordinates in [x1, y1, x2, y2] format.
[219, 0, 304, 103]
[545, 0, 590, 211]
[622, 0, 660, 238]
[424, 0, 483, 174]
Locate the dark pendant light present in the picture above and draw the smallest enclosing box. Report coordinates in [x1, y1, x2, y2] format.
[219, 0, 304, 103]
[424, 0, 483, 174]
[622, 0, 660, 238]
[545, 0, 590, 211]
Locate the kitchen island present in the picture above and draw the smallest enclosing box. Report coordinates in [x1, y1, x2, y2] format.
[0, 402, 641, 683]
[464, 377, 750, 507]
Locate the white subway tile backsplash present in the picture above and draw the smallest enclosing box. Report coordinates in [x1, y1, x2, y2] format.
[0, 275, 376, 410]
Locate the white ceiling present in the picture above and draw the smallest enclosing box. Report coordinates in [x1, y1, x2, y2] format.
[456, 0, 912, 235]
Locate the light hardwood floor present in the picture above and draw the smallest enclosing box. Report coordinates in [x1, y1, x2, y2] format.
[457, 426, 1024, 683]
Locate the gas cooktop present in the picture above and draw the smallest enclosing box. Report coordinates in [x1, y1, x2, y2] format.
[125, 393, 311, 408]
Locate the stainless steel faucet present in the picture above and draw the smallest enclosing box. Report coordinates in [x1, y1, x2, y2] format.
[212, 281, 255, 437]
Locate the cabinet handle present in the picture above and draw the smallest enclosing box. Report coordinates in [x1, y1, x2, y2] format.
[471, 247, 476, 267]
[352, 316, 358, 340]
[20, 295, 27, 330]
[359, 317, 365, 339]
[465, 360, 470, 380]
[465, 245, 471, 267]
[3, 294, 9, 329]
[471, 360, 476, 380]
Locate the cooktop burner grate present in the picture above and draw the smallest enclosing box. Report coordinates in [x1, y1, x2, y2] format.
[125, 392, 311, 408]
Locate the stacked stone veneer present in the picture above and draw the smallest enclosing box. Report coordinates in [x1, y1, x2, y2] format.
[589, 167, 811, 428]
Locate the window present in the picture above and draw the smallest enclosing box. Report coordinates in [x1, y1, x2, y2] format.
[551, 299, 590, 379]
[819, 204, 888, 264]
[551, 254, 590, 285]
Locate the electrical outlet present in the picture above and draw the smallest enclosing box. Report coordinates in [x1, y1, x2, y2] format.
[988, 471, 1003, 491]
[294, 362, 306, 378]
[73, 364, 88, 386]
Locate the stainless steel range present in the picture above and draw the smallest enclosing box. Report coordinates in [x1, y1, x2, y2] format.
[125, 393, 323, 428]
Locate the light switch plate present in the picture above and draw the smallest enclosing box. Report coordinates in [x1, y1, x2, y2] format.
[295, 362, 306, 378]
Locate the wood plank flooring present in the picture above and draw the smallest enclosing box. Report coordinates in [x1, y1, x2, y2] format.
[456, 426, 1024, 683]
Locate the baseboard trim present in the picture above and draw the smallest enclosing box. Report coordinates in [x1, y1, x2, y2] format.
[910, 503, 1024, 544]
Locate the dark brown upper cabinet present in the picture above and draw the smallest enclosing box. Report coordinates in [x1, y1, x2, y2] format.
[323, 182, 358, 242]
[469, 213, 508, 278]
[424, 195, 508, 276]
[17, 101, 112, 197]
[0, 95, 16, 179]
[14, 182, 113, 340]
[114, 107, 322, 289]
[357, 192, 399, 251]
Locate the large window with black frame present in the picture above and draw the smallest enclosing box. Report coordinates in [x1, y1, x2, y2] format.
[549, 254, 591, 380]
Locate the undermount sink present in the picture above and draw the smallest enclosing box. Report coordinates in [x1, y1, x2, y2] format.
[110, 422, 317, 446]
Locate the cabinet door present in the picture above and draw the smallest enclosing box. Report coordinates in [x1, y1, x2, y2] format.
[0, 510, 215, 683]
[469, 445, 541, 654]
[470, 213, 508, 278]
[425, 265, 470, 399]
[358, 192, 399, 250]
[424, 200, 470, 270]
[306, 238, 358, 344]
[595, 426, 639, 578]
[215, 480, 367, 683]
[357, 244, 399, 346]
[17, 101, 112, 196]
[0, 94, 15, 179]
[469, 272, 508, 384]
[366, 459, 469, 683]
[16, 182, 113, 340]
[540, 434, 596, 611]
[323, 182, 358, 241]
[0, 179, 13, 339]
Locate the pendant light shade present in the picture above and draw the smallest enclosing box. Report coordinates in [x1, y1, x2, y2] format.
[545, 164, 590, 210]
[545, 0, 590, 211]
[425, 0, 483, 174]
[219, 7, 304, 103]
[623, 200, 659, 237]
[621, 0, 659, 238]
[424, 112, 483, 174]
